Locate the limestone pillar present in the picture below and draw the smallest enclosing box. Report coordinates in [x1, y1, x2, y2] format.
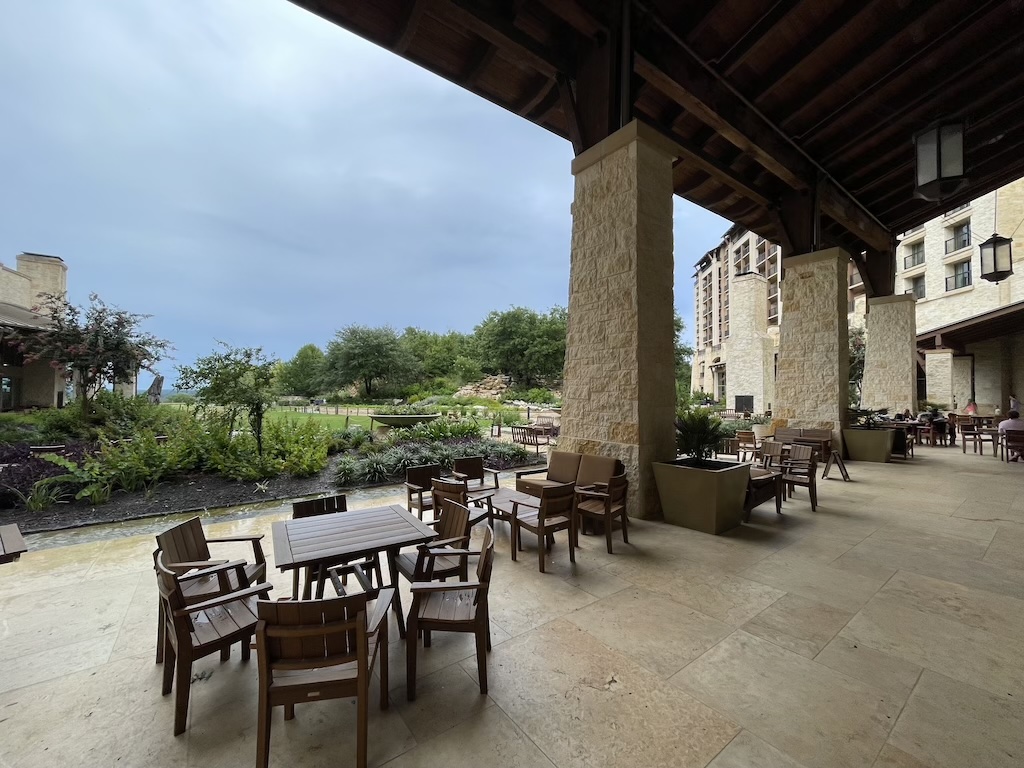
[861, 294, 917, 415]
[560, 120, 678, 520]
[728, 272, 772, 413]
[774, 247, 849, 438]
[951, 356, 973, 410]
[924, 350, 954, 406]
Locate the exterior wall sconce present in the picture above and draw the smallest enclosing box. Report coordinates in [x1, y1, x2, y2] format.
[979, 233, 1013, 283]
[913, 122, 967, 201]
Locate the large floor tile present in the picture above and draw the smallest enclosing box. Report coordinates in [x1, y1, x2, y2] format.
[0, 634, 118, 695]
[887, 671, 1024, 768]
[481, 620, 739, 768]
[740, 554, 890, 612]
[671, 631, 901, 768]
[813, 636, 922, 703]
[742, 593, 853, 658]
[708, 730, 809, 768]
[983, 524, 1024, 569]
[486, 564, 599, 636]
[390, 663, 493, 742]
[566, 587, 732, 678]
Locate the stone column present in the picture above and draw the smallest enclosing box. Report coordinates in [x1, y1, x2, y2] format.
[728, 272, 772, 413]
[774, 247, 849, 438]
[951, 356, 973, 410]
[861, 294, 917, 415]
[924, 349, 954, 406]
[560, 120, 678, 520]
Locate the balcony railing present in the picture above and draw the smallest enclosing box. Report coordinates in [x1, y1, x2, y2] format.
[902, 224, 924, 237]
[904, 251, 925, 269]
[945, 232, 971, 254]
[944, 203, 970, 216]
[945, 267, 971, 291]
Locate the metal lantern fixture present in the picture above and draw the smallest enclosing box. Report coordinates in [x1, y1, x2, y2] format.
[913, 122, 967, 201]
[979, 233, 1013, 283]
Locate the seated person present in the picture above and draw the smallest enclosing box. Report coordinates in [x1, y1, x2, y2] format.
[964, 400, 978, 415]
[901, 408, 913, 420]
[998, 410, 1024, 461]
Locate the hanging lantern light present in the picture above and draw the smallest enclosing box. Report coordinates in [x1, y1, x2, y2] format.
[913, 122, 968, 202]
[979, 233, 1013, 283]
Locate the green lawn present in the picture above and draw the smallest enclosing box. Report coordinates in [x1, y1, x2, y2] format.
[265, 410, 373, 431]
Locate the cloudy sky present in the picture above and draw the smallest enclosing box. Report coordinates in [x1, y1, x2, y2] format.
[0, 0, 729, 384]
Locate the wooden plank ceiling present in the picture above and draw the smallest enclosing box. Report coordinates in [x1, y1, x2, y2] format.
[289, 0, 1024, 259]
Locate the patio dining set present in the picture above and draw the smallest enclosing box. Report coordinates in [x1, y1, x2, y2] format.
[149, 453, 629, 768]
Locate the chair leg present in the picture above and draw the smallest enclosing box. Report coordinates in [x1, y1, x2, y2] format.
[538, 534, 546, 573]
[621, 512, 629, 545]
[155, 602, 165, 664]
[605, 517, 613, 554]
[378, 622, 389, 710]
[173, 656, 192, 735]
[256, 689, 272, 768]
[240, 633, 251, 661]
[284, 703, 295, 720]
[220, 646, 231, 662]
[809, 481, 818, 511]
[406, 615, 418, 701]
[475, 623, 488, 694]
[161, 639, 176, 695]
[568, 529, 576, 563]
[510, 522, 519, 561]
[357, 682, 368, 768]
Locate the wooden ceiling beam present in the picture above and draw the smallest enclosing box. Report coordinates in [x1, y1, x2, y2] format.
[462, 42, 497, 83]
[392, 0, 427, 53]
[715, 0, 803, 76]
[557, 74, 584, 154]
[542, 0, 607, 38]
[516, 77, 556, 115]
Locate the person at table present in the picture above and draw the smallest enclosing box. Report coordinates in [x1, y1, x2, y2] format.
[964, 399, 978, 416]
[999, 410, 1024, 461]
[900, 408, 914, 421]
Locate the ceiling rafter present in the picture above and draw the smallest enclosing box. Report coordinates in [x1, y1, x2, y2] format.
[392, 0, 427, 53]
[715, 0, 803, 76]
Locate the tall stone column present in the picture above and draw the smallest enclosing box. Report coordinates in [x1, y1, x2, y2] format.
[924, 350, 954, 406]
[560, 120, 678, 520]
[861, 294, 917, 415]
[728, 272, 772, 414]
[774, 247, 849, 438]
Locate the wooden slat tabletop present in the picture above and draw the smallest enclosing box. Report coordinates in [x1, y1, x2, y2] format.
[272, 504, 437, 570]
[0, 523, 27, 564]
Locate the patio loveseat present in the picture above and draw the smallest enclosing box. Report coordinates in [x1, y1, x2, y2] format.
[515, 450, 623, 497]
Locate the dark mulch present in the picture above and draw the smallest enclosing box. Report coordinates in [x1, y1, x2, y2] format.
[0, 457, 342, 535]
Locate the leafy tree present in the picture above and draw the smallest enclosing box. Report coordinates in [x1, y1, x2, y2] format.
[474, 307, 566, 385]
[849, 325, 866, 407]
[15, 292, 171, 417]
[277, 343, 326, 398]
[324, 325, 418, 396]
[175, 343, 277, 456]
[674, 312, 695, 395]
[400, 327, 477, 380]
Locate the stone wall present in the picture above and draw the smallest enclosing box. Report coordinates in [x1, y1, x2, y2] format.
[861, 294, 917, 415]
[0, 265, 31, 307]
[775, 248, 849, 436]
[969, 339, 1003, 411]
[951, 356, 973, 411]
[560, 121, 677, 520]
[15, 253, 67, 303]
[924, 350, 953, 406]
[727, 272, 771, 413]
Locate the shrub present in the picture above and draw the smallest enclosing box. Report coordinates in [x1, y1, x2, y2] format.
[33, 407, 88, 443]
[264, 418, 331, 477]
[386, 418, 482, 444]
[502, 387, 561, 406]
[0, 414, 44, 445]
[675, 410, 725, 465]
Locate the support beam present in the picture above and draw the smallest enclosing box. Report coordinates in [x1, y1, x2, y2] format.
[393, 0, 427, 53]
[855, 246, 896, 298]
[817, 180, 891, 252]
[775, 190, 817, 257]
[544, 0, 606, 38]
[557, 74, 584, 155]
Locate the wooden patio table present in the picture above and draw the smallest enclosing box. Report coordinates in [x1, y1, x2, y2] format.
[272, 504, 436, 638]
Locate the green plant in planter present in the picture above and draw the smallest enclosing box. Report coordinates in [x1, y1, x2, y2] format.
[749, 413, 771, 425]
[919, 401, 948, 420]
[848, 408, 888, 428]
[675, 410, 726, 465]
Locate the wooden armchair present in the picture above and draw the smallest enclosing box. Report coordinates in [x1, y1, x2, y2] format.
[407, 528, 494, 700]
[759, 439, 785, 469]
[396, 499, 471, 584]
[405, 464, 442, 519]
[573, 473, 628, 554]
[782, 443, 818, 511]
[155, 552, 273, 735]
[431, 478, 490, 527]
[255, 589, 394, 768]
[736, 430, 758, 461]
[716, 437, 742, 461]
[154, 517, 267, 663]
[510, 483, 575, 573]
[1001, 429, 1024, 462]
[452, 455, 500, 491]
[744, 468, 783, 522]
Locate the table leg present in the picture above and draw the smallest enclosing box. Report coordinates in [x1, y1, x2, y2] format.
[385, 548, 408, 639]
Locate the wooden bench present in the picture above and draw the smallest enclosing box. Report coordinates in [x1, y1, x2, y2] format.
[510, 425, 547, 454]
[0, 524, 27, 564]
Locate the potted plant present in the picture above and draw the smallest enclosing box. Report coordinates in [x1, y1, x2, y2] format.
[653, 410, 750, 534]
[750, 413, 773, 443]
[843, 408, 895, 462]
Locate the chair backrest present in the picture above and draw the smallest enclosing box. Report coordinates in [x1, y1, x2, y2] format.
[434, 498, 472, 541]
[292, 494, 347, 519]
[431, 478, 469, 512]
[960, 422, 978, 434]
[154, 550, 187, 614]
[474, 527, 495, 603]
[801, 428, 833, 440]
[407, 464, 442, 489]
[156, 518, 211, 565]
[718, 437, 741, 457]
[547, 451, 583, 483]
[1004, 429, 1024, 448]
[576, 454, 623, 486]
[736, 430, 756, 446]
[256, 594, 369, 683]
[534, 416, 554, 427]
[452, 456, 484, 483]
[761, 440, 785, 464]
[789, 443, 814, 462]
[538, 483, 575, 523]
[607, 473, 628, 507]
[774, 427, 801, 443]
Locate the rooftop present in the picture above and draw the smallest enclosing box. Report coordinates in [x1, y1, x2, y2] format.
[2, 448, 1023, 768]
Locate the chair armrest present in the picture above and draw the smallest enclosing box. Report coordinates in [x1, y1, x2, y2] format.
[208, 535, 266, 564]
[174, 559, 247, 580]
[411, 580, 481, 593]
[207, 535, 265, 543]
[425, 535, 469, 549]
[574, 486, 609, 500]
[515, 467, 548, 479]
[365, 588, 395, 634]
[451, 471, 468, 480]
[404, 482, 426, 492]
[175, 582, 272, 615]
[424, 547, 475, 557]
[164, 559, 229, 574]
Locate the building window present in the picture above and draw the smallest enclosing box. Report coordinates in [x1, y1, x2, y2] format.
[945, 221, 970, 254]
[734, 241, 751, 274]
[911, 275, 926, 299]
[945, 260, 971, 291]
[848, 297, 856, 314]
[904, 241, 925, 269]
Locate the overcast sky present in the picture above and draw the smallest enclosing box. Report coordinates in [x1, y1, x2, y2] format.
[0, 0, 729, 385]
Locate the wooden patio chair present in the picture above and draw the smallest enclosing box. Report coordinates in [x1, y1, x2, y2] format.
[959, 423, 983, 454]
[736, 430, 758, 461]
[405, 464, 442, 519]
[510, 483, 575, 573]
[782, 443, 818, 511]
[573, 473, 628, 554]
[891, 428, 915, 459]
[255, 589, 394, 768]
[1001, 429, 1024, 462]
[407, 527, 494, 700]
[716, 437, 742, 461]
[452, 455, 500, 491]
[744, 467, 783, 522]
[773, 427, 801, 444]
[396, 498, 471, 584]
[759, 439, 785, 469]
[431, 477, 490, 527]
[155, 552, 273, 735]
[509, 424, 544, 453]
[154, 517, 267, 664]
[291, 495, 383, 600]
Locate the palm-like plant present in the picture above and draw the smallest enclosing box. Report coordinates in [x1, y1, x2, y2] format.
[675, 410, 726, 466]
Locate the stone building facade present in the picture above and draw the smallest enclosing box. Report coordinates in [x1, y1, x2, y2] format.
[691, 178, 1024, 415]
[0, 253, 68, 410]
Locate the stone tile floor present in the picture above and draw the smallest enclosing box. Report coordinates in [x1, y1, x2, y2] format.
[1, 447, 1023, 767]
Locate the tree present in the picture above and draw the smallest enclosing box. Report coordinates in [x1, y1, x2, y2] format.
[400, 327, 477, 380]
[474, 307, 566, 385]
[175, 343, 277, 456]
[15, 292, 171, 417]
[849, 325, 866, 407]
[674, 313, 696, 407]
[276, 344, 326, 398]
[323, 325, 418, 396]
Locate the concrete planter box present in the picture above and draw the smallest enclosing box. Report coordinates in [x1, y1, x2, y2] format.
[653, 459, 750, 535]
[752, 424, 773, 442]
[842, 428, 894, 462]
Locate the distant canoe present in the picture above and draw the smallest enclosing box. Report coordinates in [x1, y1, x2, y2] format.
[369, 413, 441, 427]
